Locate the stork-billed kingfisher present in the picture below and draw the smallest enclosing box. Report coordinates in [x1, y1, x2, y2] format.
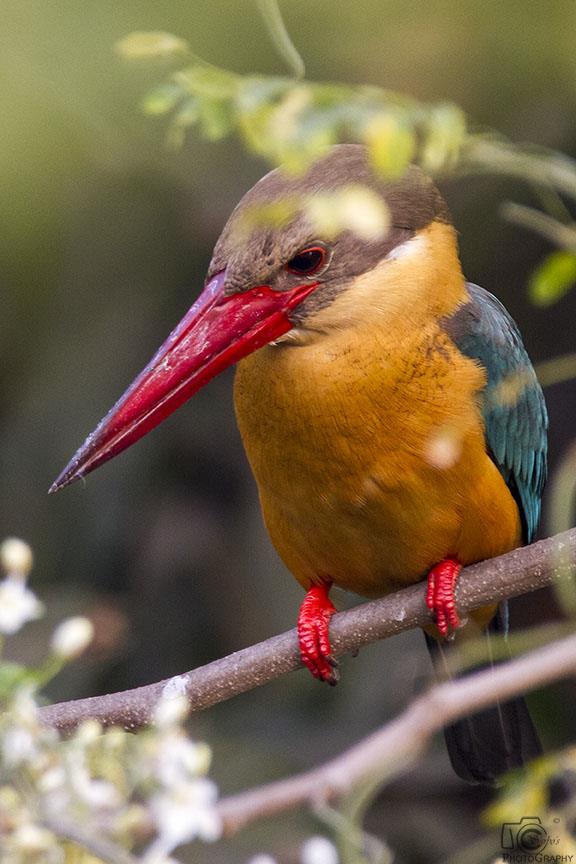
[52, 145, 548, 784]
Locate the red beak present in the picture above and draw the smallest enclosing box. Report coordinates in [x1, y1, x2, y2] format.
[50, 271, 317, 492]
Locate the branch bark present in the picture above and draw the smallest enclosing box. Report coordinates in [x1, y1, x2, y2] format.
[41, 814, 139, 864]
[217, 629, 576, 835]
[40, 527, 576, 734]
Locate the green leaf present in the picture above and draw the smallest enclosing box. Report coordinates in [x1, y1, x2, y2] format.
[173, 97, 200, 127]
[529, 250, 576, 306]
[165, 99, 201, 149]
[236, 76, 291, 113]
[364, 113, 416, 178]
[166, 123, 186, 151]
[198, 97, 235, 140]
[0, 662, 34, 697]
[115, 31, 189, 60]
[174, 65, 238, 99]
[141, 83, 182, 116]
[420, 103, 466, 173]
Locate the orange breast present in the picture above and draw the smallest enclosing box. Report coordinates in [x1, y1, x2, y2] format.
[234, 223, 522, 598]
[234, 324, 521, 598]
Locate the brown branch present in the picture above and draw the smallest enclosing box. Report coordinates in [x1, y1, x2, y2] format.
[217, 628, 576, 836]
[41, 814, 139, 864]
[40, 528, 576, 734]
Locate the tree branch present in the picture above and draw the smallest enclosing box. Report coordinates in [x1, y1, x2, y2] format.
[217, 628, 576, 836]
[41, 814, 139, 864]
[40, 528, 576, 734]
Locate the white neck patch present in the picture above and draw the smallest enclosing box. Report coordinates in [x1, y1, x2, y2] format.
[385, 233, 427, 261]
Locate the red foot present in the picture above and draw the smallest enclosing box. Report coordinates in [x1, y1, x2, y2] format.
[297, 582, 339, 685]
[426, 557, 462, 637]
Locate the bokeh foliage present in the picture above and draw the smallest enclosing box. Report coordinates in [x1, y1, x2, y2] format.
[117, 17, 576, 308]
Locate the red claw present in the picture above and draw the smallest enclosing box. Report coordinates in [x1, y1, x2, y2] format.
[297, 582, 339, 685]
[426, 557, 462, 637]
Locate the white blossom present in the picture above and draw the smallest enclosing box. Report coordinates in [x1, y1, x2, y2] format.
[0, 553, 221, 862]
[2, 726, 38, 768]
[248, 856, 278, 864]
[305, 185, 389, 242]
[35, 765, 66, 795]
[424, 426, 463, 470]
[73, 718, 103, 744]
[301, 836, 340, 864]
[0, 538, 33, 577]
[10, 687, 40, 727]
[0, 575, 43, 634]
[154, 692, 189, 728]
[155, 732, 211, 787]
[51, 616, 94, 659]
[10, 823, 57, 855]
[75, 776, 122, 810]
[148, 777, 221, 854]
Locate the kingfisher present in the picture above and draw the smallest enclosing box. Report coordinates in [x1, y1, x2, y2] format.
[51, 144, 547, 784]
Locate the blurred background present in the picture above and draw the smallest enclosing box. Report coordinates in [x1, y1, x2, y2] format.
[1, 1, 575, 861]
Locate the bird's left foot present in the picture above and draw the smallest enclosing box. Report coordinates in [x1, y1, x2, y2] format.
[426, 557, 461, 637]
[297, 582, 339, 685]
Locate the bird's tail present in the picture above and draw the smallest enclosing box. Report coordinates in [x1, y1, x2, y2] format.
[424, 603, 542, 785]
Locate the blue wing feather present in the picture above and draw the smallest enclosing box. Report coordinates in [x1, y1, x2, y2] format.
[445, 283, 548, 543]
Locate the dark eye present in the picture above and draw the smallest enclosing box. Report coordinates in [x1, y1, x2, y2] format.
[285, 246, 327, 276]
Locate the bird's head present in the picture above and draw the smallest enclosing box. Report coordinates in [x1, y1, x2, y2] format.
[51, 144, 460, 492]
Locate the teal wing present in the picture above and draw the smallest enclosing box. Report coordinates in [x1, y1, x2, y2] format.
[444, 283, 548, 542]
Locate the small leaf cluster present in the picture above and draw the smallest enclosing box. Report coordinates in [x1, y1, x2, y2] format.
[530, 250, 576, 307]
[115, 32, 576, 313]
[116, 32, 467, 177]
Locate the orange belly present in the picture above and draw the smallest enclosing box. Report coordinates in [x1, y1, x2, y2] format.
[234, 313, 522, 600]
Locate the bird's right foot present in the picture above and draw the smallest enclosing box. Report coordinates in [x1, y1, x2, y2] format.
[297, 582, 339, 685]
[426, 556, 461, 637]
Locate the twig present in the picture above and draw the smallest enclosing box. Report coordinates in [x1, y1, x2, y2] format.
[535, 352, 576, 389]
[501, 202, 576, 250]
[39, 528, 576, 734]
[41, 814, 139, 864]
[218, 630, 576, 835]
[256, 0, 305, 79]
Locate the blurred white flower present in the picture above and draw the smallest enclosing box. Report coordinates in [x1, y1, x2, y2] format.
[141, 854, 181, 864]
[149, 858, 181, 864]
[73, 719, 103, 745]
[0, 575, 43, 634]
[116, 31, 189, 59]
[36, 765, 67, 795]
[156, 732, 211, 787]
[77, 776, 122, 810]
[11, 823, 56, 855]
[154, 691, 189, 728]
[424, 425, 463, 470]
[2, 726, 37, 768]
[306, 185, 389, 242]
[148, 777, 221, 854]
[10, 687, 39, 727]
[66, 749, 122, 812]
[51, 617, 94, 659]
[0, 538, 33, 577]
[0, 566, 221, 863]
[301, 836, 339, 864]
[248, 856, 278, 864]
